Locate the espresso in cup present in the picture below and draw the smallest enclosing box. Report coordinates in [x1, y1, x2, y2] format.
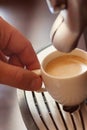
[41, 48, 87, 107]
[45, 55, 87, 78]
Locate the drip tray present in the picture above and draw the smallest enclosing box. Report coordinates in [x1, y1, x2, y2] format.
[17, 45, 87, 130]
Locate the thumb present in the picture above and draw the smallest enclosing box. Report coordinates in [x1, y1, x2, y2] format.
[0, 61, 42, 91]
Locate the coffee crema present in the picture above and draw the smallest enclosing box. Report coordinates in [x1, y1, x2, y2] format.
[45, 55, 87, 78]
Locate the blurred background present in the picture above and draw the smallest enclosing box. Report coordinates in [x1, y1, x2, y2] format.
[0, 0, 57, 52]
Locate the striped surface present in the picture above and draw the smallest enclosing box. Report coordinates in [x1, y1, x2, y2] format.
[25, 91, 87, 130]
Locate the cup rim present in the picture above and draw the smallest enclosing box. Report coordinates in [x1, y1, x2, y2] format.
[41, 48, 87, 80]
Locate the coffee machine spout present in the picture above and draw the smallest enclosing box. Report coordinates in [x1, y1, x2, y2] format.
[46, 0, 87, 52]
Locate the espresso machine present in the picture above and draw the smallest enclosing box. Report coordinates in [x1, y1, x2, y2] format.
[17, 0, 87, 130]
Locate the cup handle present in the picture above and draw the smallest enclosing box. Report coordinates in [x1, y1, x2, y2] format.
[32, 69, 41, 76]
[32, 69, 47, 92]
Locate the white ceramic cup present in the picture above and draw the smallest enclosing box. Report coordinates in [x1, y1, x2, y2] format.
[33, 48, 87, 107]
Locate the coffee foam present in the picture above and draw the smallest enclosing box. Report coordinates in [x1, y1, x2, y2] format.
[45, 55, 87, 78]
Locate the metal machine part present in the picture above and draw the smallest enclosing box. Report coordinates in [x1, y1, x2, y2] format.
[17, 45, 87, 130]
[46, 0, 67, 13]
[46, 0, 87, 53]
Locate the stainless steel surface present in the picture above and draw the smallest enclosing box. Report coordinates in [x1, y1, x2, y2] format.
[48, 1, 87, 53]
[46, 0, 67, 13]
[17, 90, 39, 130]
[84, 28, 87, 51]
[18, 45, 87, 130]
[18, 90, 87, 130]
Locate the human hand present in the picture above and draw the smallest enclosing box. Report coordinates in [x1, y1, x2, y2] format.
[0, 17, 42, 91]
[48, 0, 87, 52]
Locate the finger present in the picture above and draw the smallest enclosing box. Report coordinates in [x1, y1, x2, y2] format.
[0, 51, 24, 68]
[0, 60, 42, 91]
[0, 51, 8, 62]
[8, 55, 24, 67]
[0, 17, 40, 70]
